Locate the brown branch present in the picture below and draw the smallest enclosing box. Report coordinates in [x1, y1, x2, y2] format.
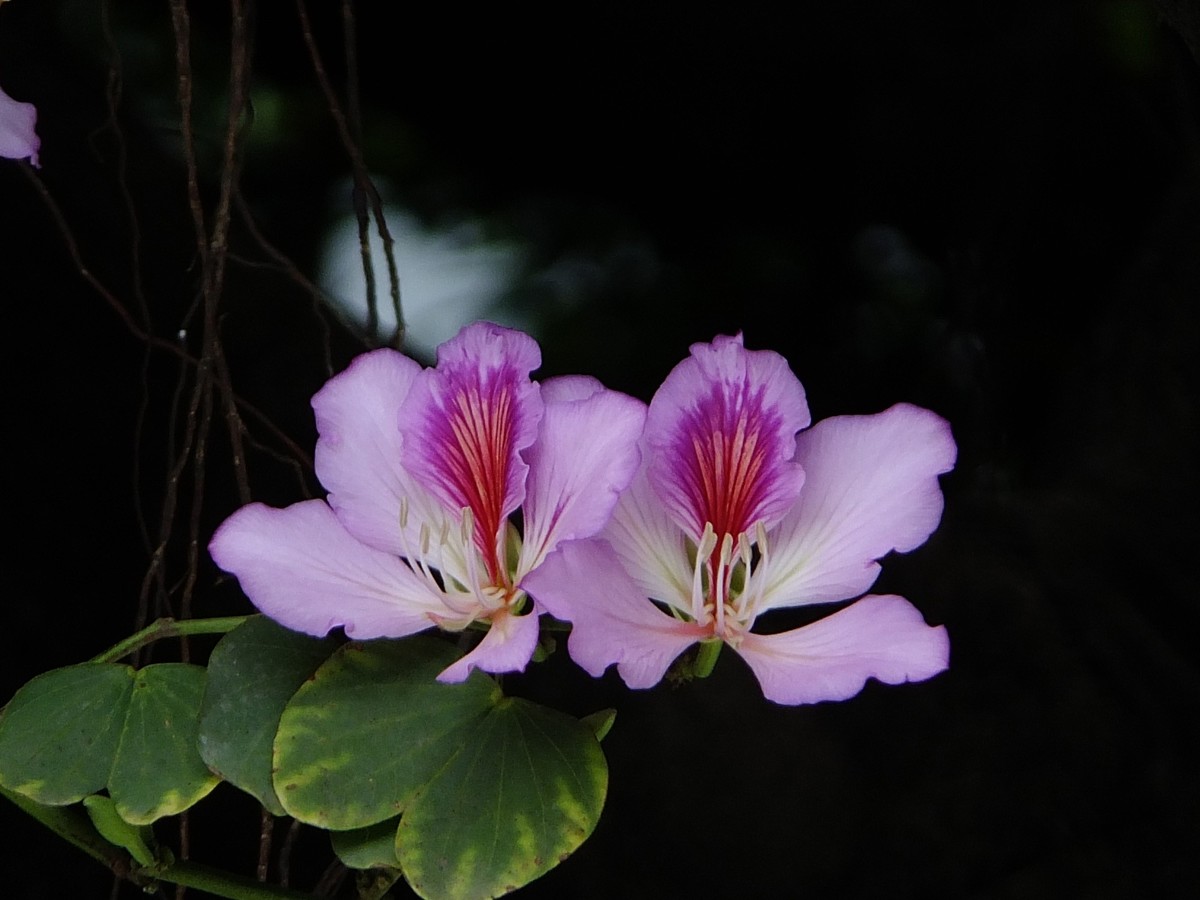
[257, 809, 274, 882]
[295, 0, 404, 347]
[234, 189, 335, 377]
[168, 0, 210, 265]
[18, 165, 312, 472]
[277, 818, 302, 888]
[198, 0, 256, 507]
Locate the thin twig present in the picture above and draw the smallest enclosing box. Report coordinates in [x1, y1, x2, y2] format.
[168, 0, 209, 265]
[277, 819, 302, 888]
[257, 809, 274, 883]
[204, 0, 255, 506]
[295, 0, 404, 347]
[234, 189, 335, 377]
[18, 164, 313, 471]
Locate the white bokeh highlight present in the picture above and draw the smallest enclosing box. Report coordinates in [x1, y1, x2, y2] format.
[317, 199, 528, 359]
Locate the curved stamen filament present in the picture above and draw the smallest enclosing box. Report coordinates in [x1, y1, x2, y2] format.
[736, 521, 771, 625]
[714, 532, 735, 637]
[690, 524, 718, 625]
[397, 499, 440, 593]
[397, 498, 509, 619]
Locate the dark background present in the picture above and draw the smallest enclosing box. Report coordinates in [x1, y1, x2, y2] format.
[2, 1, 1198, 897]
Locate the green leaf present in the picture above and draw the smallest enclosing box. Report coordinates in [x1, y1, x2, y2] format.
[109, 664, 220, 825]
[274, 638, 500, 830]
[0, 664, 134, 804]
[580, 708, 616, 742]
[82, 794, 156, 866]
[198, 616, 336, 815]
[397, 698, 608, 900]
[331, 816, 403, 870]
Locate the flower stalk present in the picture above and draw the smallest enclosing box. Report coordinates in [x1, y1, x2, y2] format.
[89, 616, 250, 664]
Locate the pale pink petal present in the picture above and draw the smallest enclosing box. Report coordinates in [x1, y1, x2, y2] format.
[736, 595, 949, 705]
[517, 386, 646, 575]
[601, 451, 694, 615]
[400, 323, 543, 573]
[0, 84, 40, 166]
[209, 500, 447, 640]
[646, 334, 810, 541]
[523, 540, 706, 688]
[312, 348, 430, 556]
[436, 607, 541, 682]
[760, 403, 956, 610]
[539, 374, 604, 403]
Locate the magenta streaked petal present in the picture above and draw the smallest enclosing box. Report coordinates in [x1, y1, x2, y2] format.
[400, 323, 543, 575]
[436, 607, 541, 682]
[523, 540, 706, 688]
[517, 386, 646, 575]
[0, 84, 40, 166]
[209, 500, 446, 639]
[736, 595, 949, 705]
[312, 348, 429, 556]
[601, 449, 694, 615]
[760, 403, 956, 610]
[646, 334, 810, 541]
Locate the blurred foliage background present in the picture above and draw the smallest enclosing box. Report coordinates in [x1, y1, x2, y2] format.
[1, 1, 1198, 897]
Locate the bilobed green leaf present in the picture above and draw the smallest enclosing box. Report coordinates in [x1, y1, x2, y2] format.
[331, 816, 403, 870]
[397, 698, 608, 900]
[198, 616, 337, 815]
[273, 637, 500, 830]
[109, 663, 220, 825]
[0, 664, 134, 805]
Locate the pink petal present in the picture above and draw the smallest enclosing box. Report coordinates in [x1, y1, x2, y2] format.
[539, 374, 605, 403]
[312, 348, 429, 556]
[0, 84, 40, 166]
[736, 595, 949, 705]
[601, 449, 695, 615]
[523, 539, 706, 689]
[209, 500, 447, 639]
[436, 606, 541, 682]
[518, 385, 646, 575]
[400, 323, 543, 576]
[761, 403, 956, 609]
[646, 334, 810, 542]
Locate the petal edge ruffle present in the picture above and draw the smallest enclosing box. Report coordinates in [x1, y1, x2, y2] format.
[645, 334, 810, 541]
[736, 594, 949, 705]
[760, 403, 956, 610]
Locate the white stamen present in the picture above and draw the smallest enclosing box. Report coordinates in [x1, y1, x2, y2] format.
[457, 506, 498, 613]
[691, 523, 718, 624]
[736, 521, 771, 627]
[714, 532, 734, 637]
[396, 499, 445, 598]
[460, 506, 475, 548]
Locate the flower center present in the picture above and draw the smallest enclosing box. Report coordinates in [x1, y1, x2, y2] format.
[687, 520, 771, 644]
[398, 499, 523, 627]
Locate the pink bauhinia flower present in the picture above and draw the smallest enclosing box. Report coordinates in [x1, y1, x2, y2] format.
[0, 82, 39, 166]
[523, 334, 955, 705]
[210, 322, 646, 681]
